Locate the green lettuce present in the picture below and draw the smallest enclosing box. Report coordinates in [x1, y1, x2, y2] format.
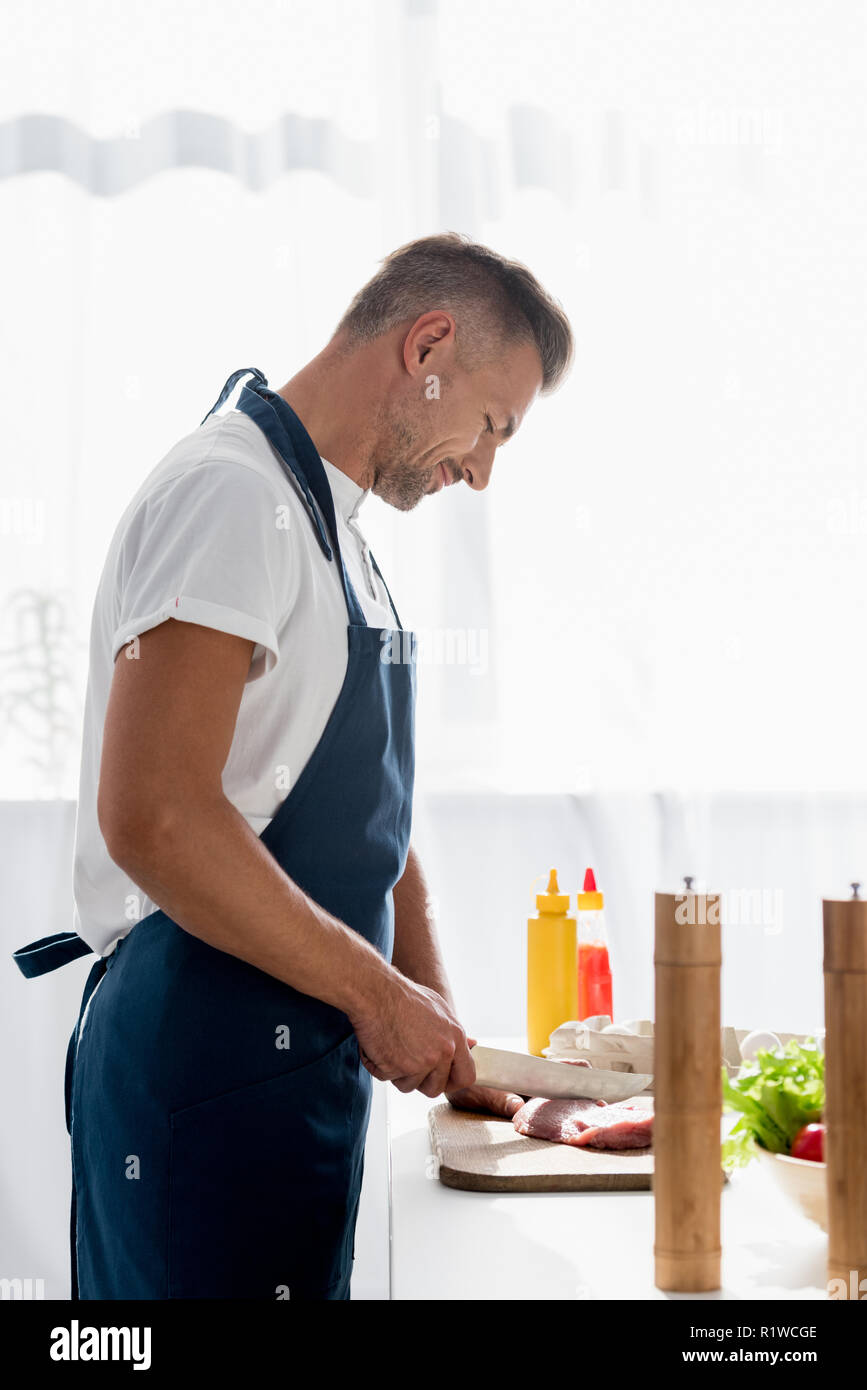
[720, 1038, 824, 1170]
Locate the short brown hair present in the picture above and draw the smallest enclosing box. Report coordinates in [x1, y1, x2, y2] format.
[335, 232, 573, 394]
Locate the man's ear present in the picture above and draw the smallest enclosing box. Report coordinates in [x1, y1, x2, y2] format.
[402, 311, 456, 375]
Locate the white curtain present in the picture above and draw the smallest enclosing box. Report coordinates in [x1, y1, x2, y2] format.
[3, 0, 866, 800]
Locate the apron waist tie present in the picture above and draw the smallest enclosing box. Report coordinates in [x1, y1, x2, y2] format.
[13, 931, 94, 978]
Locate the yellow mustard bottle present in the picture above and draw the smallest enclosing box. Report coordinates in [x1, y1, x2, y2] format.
[527, 869, 578, 1056]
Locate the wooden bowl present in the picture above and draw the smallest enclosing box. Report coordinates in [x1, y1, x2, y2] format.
[756, 1148, 827, 1231]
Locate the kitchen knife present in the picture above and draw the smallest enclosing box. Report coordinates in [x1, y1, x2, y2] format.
[470, 1044, 652, 1103]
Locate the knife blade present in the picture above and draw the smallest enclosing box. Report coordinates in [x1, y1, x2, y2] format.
[469, 1044, 652, 1103]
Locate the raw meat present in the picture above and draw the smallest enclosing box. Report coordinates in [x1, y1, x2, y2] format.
[512, 1095, 653, 1151]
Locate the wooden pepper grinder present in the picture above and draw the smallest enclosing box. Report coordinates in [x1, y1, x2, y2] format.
[824, 883, 867, 1297]
[654, 877, 722, 1292]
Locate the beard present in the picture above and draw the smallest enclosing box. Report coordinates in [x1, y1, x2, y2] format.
[367, 398, 455, 512]
[366, 389, 458, 514]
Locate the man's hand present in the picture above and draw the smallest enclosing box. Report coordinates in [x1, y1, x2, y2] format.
[445, 1084, 526, 1118]
[445, 1034, 525, 1117]
[349, 973, 476, 1099]
[447, 1053, 591, 1117]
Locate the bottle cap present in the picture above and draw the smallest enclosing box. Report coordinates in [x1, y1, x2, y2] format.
[536, 867, 570, 914]
[578, 866, 604, 911]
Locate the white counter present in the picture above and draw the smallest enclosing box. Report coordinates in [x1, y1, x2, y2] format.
[387, 1043, 829, 1302]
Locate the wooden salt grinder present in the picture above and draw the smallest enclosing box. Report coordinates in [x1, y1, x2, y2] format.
[824, 884, 867, 1296]
[654, 880, 722, 1292]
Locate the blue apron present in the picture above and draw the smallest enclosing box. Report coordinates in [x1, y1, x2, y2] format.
[13, 368, 417, 1300]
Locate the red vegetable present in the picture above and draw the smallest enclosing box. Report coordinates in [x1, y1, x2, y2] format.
[791, 1123, 824, 1162]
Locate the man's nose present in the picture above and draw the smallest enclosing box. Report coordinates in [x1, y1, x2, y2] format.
[458, 440, 496, 491]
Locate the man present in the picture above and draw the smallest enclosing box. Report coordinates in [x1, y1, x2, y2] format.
[14, 232, 573, 1299]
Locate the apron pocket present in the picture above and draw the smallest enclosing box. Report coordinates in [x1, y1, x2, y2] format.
[167, 1031, 367, 1300]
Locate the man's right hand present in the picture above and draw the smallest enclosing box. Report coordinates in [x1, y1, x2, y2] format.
[348, 972, 476, 1099]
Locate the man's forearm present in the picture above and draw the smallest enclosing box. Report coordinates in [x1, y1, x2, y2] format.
[391, 844, 456, 1010]
[105, 794, 393, 1020]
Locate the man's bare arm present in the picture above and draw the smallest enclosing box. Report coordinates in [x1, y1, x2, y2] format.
[391, 844, 522, 1116]
[98, 619, 475, 1094]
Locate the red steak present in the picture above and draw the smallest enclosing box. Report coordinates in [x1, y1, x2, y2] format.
[512, 1095, 653, 1151]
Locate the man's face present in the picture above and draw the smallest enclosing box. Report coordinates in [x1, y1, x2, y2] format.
[368, 335, 544, 511]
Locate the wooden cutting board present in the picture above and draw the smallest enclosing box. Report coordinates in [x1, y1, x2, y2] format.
[428, 1096, 655, 1192]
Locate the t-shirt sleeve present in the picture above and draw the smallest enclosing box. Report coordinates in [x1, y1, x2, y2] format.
[112, 460, 296, 681]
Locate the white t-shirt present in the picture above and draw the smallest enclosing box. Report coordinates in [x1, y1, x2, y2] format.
[72, 405, 397, 957]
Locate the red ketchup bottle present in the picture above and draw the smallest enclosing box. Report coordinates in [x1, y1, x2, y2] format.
[576, 868, 614, 1021]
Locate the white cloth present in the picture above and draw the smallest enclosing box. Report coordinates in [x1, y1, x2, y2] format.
[72, 405, 397, 956]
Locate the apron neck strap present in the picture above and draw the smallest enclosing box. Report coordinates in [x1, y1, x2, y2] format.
[233, 379, 368, 628]
[200, 367, 267, 426]
[369, 551, 405, 631]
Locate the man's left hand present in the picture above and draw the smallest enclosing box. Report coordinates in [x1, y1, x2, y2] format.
[445, 1083, 525, 1118]
[444, 1034, 524, 1116]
